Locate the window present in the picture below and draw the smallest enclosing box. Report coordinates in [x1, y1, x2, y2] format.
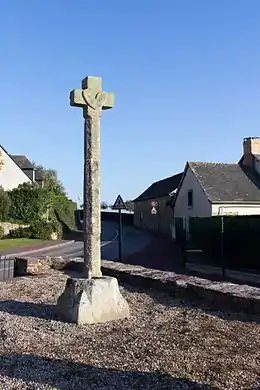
[188, 190, 193, 208]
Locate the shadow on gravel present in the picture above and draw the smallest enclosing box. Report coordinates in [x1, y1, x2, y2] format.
[0, 300, 54, 320]
[0, 353, 213, 390]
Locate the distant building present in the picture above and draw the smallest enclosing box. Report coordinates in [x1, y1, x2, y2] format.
[0, 145, 32, 190]
[11, 155, 44, 187]
[0, 145, 44, 191]
[134, 137, 260, 239]
[133, 173, 183, 235]
[173, 137, 260, 218]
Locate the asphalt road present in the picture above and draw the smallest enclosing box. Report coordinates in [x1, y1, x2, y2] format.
[32, 221, 150, 261]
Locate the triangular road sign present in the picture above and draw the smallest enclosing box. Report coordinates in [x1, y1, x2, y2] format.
[112, 194, 127, 210]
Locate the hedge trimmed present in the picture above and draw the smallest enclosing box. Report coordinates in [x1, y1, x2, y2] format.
[189, 215, 260, 270]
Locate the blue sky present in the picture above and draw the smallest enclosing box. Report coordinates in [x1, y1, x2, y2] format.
[0, 1, 259, 205]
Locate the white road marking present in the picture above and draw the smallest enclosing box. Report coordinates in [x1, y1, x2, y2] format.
[101, 229, 118, 247]
[26, 229, 119, 260]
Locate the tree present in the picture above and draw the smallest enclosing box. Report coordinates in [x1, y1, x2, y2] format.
[31, 163, 77, 231]
[101, 201, 108, 210]
[125, 200, 134, 212]
[8, 182, 49, 223]
[32, 162, 66, 195]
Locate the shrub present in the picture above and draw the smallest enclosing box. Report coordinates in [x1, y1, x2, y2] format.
[29, 220, 54, 240]
[9, 221, 57, 240]
[52, 195, 77, 232]
[0, 226, 5, 239]
[8, 183, 49, 224]
[50, 219, 62, 239]
[0, 187, 11, 221]
[9, 226, 31, 239]
[6, 181, 76, 237]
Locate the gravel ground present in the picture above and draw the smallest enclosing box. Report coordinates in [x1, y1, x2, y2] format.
[0, 270, 259, 390]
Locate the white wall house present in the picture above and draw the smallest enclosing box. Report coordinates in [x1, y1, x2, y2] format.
[173, 164, 211, 218]
[173, 137, 260, 220]
[0, 146, 32, 190]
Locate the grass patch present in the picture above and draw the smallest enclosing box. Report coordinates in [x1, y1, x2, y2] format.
[0, 238, 45, 251]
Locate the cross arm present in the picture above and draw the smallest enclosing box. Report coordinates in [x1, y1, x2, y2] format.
[70, 88, 115, 110]
[102, 92, 115, 110]
[70, 89, 86, 108]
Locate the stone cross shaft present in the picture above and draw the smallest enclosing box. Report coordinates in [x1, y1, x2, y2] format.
[70, 76, 114, 279]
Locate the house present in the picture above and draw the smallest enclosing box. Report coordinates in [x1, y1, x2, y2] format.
[172, 137, 260, 219]
[0, 145, 34, 190]
[11, 155, 44, 187]
[0, 144, 45, 191]
[133, 172, 183, 235]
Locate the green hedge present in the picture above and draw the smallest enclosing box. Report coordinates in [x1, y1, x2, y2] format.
[6, 184, 76, 236]
[52, 195, 77, 231]
[9, 220, 58, 240]
[8, 183, 49, 224]
[0, 187, 11, 221]
[189, 215, 260, 270]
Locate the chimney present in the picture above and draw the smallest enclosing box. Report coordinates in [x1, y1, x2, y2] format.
[243, 137, 260, 167]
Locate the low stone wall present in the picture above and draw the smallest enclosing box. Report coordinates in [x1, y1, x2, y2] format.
[13, 256, 260, 314]
[14, 256, 69, 276]
[0, 222, 27, 236]
[100, 260, 260, 314]
[14, 257, 52, 276]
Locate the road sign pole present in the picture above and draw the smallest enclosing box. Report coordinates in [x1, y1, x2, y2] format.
[118, 209, 123, 262]
[112, 194, 127, 262]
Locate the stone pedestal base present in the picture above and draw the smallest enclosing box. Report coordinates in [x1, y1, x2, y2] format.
[55, 276, 130, 324]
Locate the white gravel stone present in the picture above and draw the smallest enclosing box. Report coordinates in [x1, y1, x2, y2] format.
[0, 269, 259, 389]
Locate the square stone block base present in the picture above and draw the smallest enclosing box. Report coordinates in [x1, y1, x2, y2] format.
[55, 276, 130, 324]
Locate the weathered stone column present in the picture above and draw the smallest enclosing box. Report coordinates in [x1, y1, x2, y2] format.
[70, 76, 114, 278]
[55, 76, 129, 324]
[83, 109, 101, 278]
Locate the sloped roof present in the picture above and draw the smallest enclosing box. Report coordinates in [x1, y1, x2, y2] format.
[189, 161, 260, 202]
[11, 155, 34, 169]
[11, 154, 43, 182]
[134, 172, 183, 202]
[0, 146, 33, 182]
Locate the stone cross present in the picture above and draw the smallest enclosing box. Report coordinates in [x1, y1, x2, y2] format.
[70, 76, 114, 279]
